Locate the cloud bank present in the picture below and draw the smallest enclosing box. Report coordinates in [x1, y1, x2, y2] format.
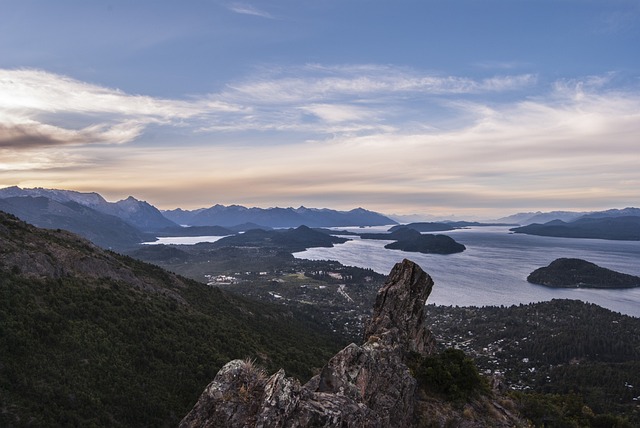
[2, 66, 639, 216]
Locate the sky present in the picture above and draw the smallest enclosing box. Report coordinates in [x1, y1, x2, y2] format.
[1, 0, 639, 219]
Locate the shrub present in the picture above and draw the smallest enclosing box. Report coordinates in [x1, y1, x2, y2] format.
[411, 348, 488, 401]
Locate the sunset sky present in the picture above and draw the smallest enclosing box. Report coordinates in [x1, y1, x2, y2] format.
[1, 0, 639, 218]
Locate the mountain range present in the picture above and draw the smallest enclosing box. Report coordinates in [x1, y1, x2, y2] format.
[0, 187, 396, 249]
[0, 186, 177, 232]
[0, 196, 150, 249]
[162, 204, 396, 228]
[511, 215, 640, 241]
[495, 207, 640, 226]
[2, 186, 639, 249]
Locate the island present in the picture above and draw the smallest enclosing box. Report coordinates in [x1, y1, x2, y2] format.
[359, 227, 466, 254]
[210, 225, 349, 252]
[527, 258, 640, 289]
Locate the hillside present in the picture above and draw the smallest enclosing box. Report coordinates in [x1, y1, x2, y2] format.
[0, 196, 151, 249]
[510, 216, 640, 240]
[425, 300, 640, 426]
[0, 212, 343, 427]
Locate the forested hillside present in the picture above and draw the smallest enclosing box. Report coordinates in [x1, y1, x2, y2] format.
[0, 212, 343, 427]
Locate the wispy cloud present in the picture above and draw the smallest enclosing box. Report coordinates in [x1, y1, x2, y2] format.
[223, 64, 537, 103]
[300, 103, 378, 124]
[228, 3, 274, 19]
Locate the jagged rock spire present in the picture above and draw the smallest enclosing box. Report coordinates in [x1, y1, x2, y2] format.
[364, 258, 436, 354]
[180, 259, 436, 428]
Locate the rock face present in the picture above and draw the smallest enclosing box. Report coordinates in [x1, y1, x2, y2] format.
[180, 259, 525, 428]
[180, 259, 433, 427]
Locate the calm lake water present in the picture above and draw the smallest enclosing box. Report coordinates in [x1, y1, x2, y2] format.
[294, 226, 640, 318]
[143, 235, 228, 245]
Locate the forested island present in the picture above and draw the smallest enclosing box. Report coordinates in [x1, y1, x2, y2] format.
[527, 258, 640, 288]
[360, 227, 466, 254]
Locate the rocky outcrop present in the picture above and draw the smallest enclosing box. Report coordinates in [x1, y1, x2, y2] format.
[180, 259, 526, 428]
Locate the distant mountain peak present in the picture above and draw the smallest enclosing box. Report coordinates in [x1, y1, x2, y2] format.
[0, 186, 178, 239]
[162, 204, 396, 228]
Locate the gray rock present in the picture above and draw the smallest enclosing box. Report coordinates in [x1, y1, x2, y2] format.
[180, 259, 527, 428]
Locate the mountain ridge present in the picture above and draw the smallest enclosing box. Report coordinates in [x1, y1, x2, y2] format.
[0, 186, 396, 249]
[0, 186, 177, 232]
[163, 204, 396, 228]
[510, 216, 640, 241]
[0, 196, 150, 249]
[495, 207, 640, 226]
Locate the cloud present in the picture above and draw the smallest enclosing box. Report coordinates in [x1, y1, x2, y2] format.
[300, 103, 378, 123]
[63, 77, 639, 213]
[0, 120, 145, 149]
[228, 3, 274, 19]
[223, 65, 537, 104]
[0, 68, 244, 150]
[3, 66, 639, 216]
[0, 66, 536, 152]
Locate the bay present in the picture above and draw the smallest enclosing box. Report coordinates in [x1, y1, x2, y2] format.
[294, 226, 640, 317]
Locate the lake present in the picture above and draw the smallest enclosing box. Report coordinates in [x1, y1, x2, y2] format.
[142, 235, 228, 245]
[294, 226, 640, 317]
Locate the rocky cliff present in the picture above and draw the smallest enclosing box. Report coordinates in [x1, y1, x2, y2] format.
[180, 259, 527, 427]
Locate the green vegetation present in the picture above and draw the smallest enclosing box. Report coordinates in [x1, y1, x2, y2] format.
[4, 210, 640, 427]
[425, 300, 640, 426]
[409, 348, 489, 401]
[513, 392, 633, 428]
[0, 212, 344, 427]
[0, 271, 342, 427]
